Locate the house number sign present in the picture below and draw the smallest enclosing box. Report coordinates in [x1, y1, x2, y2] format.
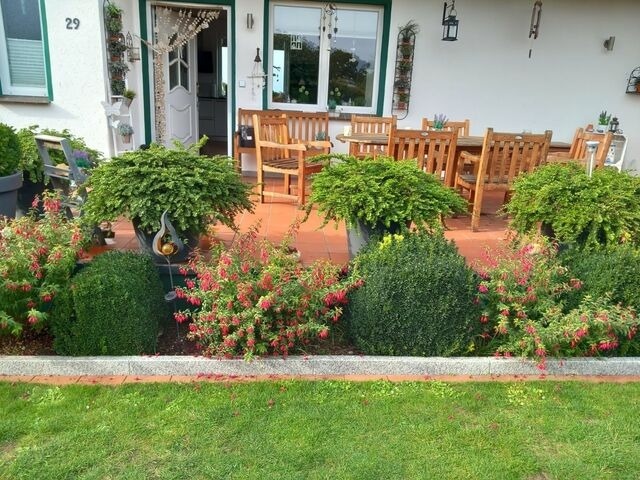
[65, 18, 80, 30]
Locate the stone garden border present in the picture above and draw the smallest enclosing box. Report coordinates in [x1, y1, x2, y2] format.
[1, 355, 640, 377]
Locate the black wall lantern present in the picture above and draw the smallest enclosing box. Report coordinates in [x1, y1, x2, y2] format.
[441, 0, 459, 41]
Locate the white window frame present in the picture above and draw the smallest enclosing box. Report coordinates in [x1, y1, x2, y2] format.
[0, 0, 48, 97]
[268, 1, 384, 114]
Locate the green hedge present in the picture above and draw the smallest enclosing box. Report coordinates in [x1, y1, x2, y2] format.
[347, 232, 478, 356]
[562, 245, 640, 311]
[51, 252, 167, 355]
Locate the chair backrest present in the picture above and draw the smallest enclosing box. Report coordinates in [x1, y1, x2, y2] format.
[567, 128, 613, 168]
[421, 118, 470, 137]
[350, 114, 396, 156]
[476, 128, 552, 187]
[387, 128, 458, 182]
[286, 111, 330, 143]
[252, 114, 291, 164]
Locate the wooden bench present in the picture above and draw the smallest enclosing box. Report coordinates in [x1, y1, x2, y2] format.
[233, 108, 330, 171]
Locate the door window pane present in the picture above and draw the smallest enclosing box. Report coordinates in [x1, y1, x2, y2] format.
[328, 9, 378, 108]
[271, 5, 320, 105]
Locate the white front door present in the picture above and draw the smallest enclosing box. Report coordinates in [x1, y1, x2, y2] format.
[165, 36, 198, 146]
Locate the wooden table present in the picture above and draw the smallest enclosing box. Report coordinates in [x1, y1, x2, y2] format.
[336, 133, 571, 186]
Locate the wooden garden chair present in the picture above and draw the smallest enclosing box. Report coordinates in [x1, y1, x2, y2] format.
[350, 114, 396, 158]
[253, 114, 331, 206]
[546, 127, 613, 169]
[455, 128, 552, 231]
[387, 128, 458, 185]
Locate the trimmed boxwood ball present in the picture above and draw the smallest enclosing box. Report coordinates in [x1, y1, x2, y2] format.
[347, 232, 478, 356]
[562, 245, 640, 312]
[51, 251, 167, 355]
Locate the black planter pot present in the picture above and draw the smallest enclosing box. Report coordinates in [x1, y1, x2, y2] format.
[0, 171, 23, 218]
[347, 219, 405, 259]
[17, 178, 47, 216]
[132, 218, 200, 264]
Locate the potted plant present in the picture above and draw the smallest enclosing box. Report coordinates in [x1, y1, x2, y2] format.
[327, 87, 341, 112]
[432, 113, 449, 130]
[82, 137, 254, 262]
[0, 123, 22, 218]
[505, 162, 640, 251]
[111, 79, 125, 96]
[117, 123, 134, 143]
[597, 110, 611, 133]
[105, 2, 123, 35]
[108, 60, 129, 80]
[108, 38, 127, 61]
[122, 89, 136, 107]
[399, 20, 419, 44]
[399, 44, 413, 59]
[307, 154, 467, 257]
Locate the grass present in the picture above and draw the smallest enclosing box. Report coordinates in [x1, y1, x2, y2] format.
[1, 380, 639, 479]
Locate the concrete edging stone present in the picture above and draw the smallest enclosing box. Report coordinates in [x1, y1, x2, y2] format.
[2, 355, 640, 377]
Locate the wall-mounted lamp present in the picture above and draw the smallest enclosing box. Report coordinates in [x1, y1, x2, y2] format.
[125, 32, 140, 62]
[441, 1, 459, 42]
[603, 36, 615, 51]
[246, 13, 254, 30]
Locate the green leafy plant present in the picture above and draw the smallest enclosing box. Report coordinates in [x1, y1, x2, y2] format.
[111, 79, 125, 96]
[432, 113, 448, 130]
[308, 154, 467, 231]
[123, 89, 136, 101]
[179, 222, 358, 360]
[117, 123, 134, 136]
[105, 2, 123, 34]
[399, 19, 419, 42]
[598, 110, 611, 125]
[107, 38, 127, 56]
[108, 61, 129, 78]
[51, 251, 166, 355]
[505, 162, 640, 250]
[16, 126, 104, 183]
[474, 236, 640, 368]
[346, 232, 478, 356]
[0, 192, 85, 335]
[562, 245, 640, 312]
[83, 138, 253, 235]
[0, 123, 21, 177]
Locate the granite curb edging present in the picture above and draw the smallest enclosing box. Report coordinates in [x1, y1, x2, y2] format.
[2, 355, 640, 377]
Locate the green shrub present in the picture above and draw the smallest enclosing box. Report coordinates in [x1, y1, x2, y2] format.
[51, 251, 166, 355]
[0, 123, 21, 176]
[562, 245, 640, 311]
[347, 232, 478, 356]
[506, 162, 640, 250]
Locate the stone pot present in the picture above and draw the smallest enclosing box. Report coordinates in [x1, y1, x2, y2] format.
[0, 171, 23, 218]
[347, 219, 405, 259]
[132, 218, 199, 264]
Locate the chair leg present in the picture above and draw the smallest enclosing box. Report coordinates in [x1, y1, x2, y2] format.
[257, 167, 264, 204]
[471, 188, 484, 232]
[284, 173, 291, 195]
[297, 173, 306, 206]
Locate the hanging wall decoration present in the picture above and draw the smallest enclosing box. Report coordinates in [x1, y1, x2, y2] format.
[528, 1, 542, 58]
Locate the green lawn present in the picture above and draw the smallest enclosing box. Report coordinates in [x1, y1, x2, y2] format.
[1, 380, 639, 479]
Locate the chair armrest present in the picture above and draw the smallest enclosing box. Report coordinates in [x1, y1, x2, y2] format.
[305, 140, 332, 149]
[258, 141, 307, 151]
[459, 150, 480, 163]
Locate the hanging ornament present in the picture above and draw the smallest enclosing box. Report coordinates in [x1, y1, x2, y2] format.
[528, 1, 542, 58]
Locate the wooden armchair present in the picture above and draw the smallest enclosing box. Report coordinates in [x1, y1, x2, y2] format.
[422, 118, 470, 137]
[387, 128, 458, 184]
[350, 114, 396, 158]
[253, 114, 331, 206]
[546, 128, 613, 169]
[456, 128, 552, 231]
[233, 108, 289, 172]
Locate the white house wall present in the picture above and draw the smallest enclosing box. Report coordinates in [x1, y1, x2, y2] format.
[0, 0, 112, 157]
[388, 0, 640, 171]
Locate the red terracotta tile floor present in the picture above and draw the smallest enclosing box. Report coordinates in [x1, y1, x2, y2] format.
[95, 178, 510, 267]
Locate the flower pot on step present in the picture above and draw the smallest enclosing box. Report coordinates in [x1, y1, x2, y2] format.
[0, 171, 23, 218]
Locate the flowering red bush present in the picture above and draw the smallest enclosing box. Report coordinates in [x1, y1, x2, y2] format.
[474, 236, 640, 368]
[0, 193, 85, 334]
[177, 223, 358, 360]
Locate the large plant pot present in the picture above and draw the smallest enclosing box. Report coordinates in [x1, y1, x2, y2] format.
[132, 218, 199, 264]
[17, 178, 47, 216]
[347, 219, 405, 259]
[0, 171, 23, 218]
